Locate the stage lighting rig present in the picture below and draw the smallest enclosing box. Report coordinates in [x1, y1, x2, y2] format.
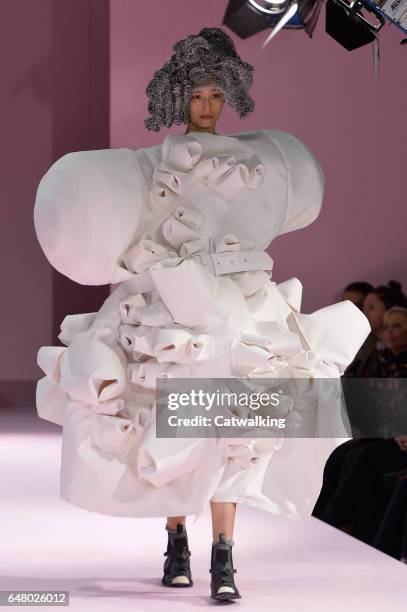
[223, 0, 407, 48]
[223, 0, 324, 43]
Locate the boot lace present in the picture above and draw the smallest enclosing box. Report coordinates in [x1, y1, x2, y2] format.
[210, 560, 237, 585]
[164, 547, 191, 575]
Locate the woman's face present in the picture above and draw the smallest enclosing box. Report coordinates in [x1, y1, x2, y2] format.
[188, 86, 225, 133]
[362, 292, 386, 331]
[383, 312, 407, 354]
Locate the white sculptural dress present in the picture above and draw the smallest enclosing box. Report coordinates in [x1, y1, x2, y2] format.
[34, 129, 370, 522]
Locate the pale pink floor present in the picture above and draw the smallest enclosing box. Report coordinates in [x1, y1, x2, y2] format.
[1, 409, 407, 611]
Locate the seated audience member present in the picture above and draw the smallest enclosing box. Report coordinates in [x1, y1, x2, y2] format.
[377, 306, 407, 377]
[317, 435, 407, 544]
[346, 306, 407, 435]
[344, 281, 407, 378]
[312, 289, 407, 546]
[342, 281, 373, 310]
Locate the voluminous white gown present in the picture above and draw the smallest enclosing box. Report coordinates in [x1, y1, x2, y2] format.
[34, 129, 370, 523]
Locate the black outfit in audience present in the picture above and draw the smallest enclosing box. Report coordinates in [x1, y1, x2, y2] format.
[372, 473, 407, 561]
[312, 349, 407, 544]
[343, 331, 384, 378]
[318, 439, 407, 543]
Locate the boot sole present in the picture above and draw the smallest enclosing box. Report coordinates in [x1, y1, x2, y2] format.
[211, 591, 242, 600]
[162, 578, 194, 588]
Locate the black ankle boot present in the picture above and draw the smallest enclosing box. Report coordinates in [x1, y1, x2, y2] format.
[209, 533, 241, 600]
[162, 523, 193, 587]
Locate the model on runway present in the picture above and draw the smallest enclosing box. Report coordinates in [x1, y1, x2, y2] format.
[34, 27, 370, 602]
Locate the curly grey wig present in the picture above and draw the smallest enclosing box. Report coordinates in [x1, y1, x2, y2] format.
[144, 27, 255, 132]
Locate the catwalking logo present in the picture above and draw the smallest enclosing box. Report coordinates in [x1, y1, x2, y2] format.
[167, 389, 281, 411]
[167, 413, 287, 429]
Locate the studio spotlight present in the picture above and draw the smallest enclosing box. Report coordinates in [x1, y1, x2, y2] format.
[223, 0, 407, 51]
[223, 0, 279, 38]
[223, 0, 323, 40]
[326, 0, 385, 50]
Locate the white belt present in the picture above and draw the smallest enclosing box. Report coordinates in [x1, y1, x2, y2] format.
[187, 250, 274, 276]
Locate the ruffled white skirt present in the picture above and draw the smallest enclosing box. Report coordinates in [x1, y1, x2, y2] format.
[36, 255, 369, 523]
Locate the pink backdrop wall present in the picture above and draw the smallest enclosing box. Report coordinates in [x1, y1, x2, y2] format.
[1, 1, 405, 400]
[0, 0, 109, 402]
[0, 1, 53, 383]
[110, 0, 407, 313]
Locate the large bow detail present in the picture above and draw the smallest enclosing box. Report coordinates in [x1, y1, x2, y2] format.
[151, 133, 265, 209]
[118, 323, 214, 365]
[89, 398, 152, 461]
[220, 438, 277, 470]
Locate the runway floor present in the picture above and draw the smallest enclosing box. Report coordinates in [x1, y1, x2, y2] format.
[1, 408, 406, 611]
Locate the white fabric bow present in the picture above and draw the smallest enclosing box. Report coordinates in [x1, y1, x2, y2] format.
[123, 239, 178, 274]
[89, 399, 151, 460]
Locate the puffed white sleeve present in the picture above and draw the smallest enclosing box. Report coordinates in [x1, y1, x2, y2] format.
[33, 148, 150, 285]
[261, 129, 325, 236]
